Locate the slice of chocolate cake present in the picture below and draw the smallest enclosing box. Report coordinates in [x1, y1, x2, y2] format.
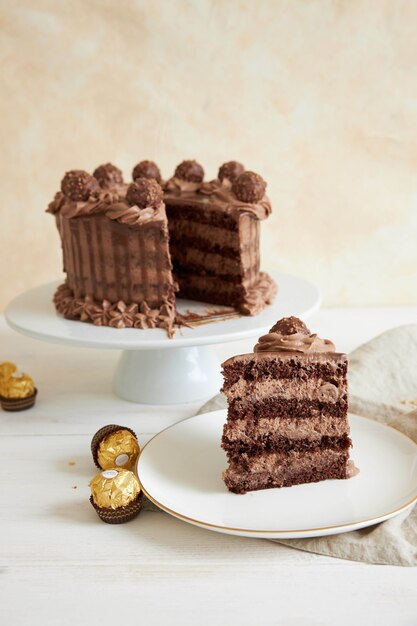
[221, 317, 354, 494]
[163, 160, 276, 315]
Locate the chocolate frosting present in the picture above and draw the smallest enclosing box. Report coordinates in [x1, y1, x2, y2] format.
[240, 272, 277, 316]
[53, 282, 178, 337]
[164, 177, 271, 221]
[104, 201, 166, 228]
[254, 317, 335, 354]
[47, 187, 123, 218]
[47, 188, 166, 230]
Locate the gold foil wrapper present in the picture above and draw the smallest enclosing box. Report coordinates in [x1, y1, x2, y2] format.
[90, 468, 141, 509]
[97, 429, 140, 471]
[0, 366, 35, 399]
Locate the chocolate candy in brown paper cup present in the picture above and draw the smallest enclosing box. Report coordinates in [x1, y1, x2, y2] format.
[89, 468, 143, 524]
[0, 362, 37, 412]
[91, 424, 140, 471]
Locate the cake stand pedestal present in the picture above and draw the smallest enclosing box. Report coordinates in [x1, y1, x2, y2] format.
[5, 272, 321, 405]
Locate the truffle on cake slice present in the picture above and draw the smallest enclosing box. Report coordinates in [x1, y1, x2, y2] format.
[164, 161, 276, 315]
[221, 317, 355, 493]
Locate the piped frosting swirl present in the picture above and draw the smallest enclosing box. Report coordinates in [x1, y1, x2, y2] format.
[254, 316, 335, 354]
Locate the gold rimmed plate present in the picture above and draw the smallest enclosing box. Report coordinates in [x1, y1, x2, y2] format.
[137, 410, 417, 539]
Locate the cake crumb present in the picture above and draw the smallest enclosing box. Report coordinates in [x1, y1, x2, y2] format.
[68, 461, 76, 466]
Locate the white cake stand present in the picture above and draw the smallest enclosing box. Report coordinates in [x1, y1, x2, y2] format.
[5, 272, 321, 404]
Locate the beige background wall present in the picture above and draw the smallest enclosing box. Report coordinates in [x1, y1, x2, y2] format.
[1, 0, 416, 310]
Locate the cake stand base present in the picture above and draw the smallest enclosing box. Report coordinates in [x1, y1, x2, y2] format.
[114, 346, 223, 404]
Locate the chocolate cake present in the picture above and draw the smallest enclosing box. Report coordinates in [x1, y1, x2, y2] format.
[48, 159, 276, 335]
[221, 316, 354, 494]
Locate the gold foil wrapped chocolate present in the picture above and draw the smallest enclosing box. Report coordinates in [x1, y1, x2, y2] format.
[0, 362, 37, 411]
[90, 468, 141, 509]
[91, 424, 140, 471]
[89, 468, 143, 524]
[2, 372, 35, 399]
[97, 429, 140, 471]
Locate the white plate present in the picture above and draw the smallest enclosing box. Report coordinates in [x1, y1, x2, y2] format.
[5, 271, 320, 350]
[138, 410, 417, 539]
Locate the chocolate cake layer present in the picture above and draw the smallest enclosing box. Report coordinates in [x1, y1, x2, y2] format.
[167, 218, 241, 252]
[169, 245, 253, 278]
[222, 352, 348, 390]
[222, 433, 352, 458]
[223, 449, 350, 494]
[226, 397, 348, 421]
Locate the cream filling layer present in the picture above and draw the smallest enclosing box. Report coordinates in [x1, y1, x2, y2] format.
[223, 414, 349, 442]
[225, 377, 345, 403]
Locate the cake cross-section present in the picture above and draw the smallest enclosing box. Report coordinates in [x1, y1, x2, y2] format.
[221, 317, 355, 493]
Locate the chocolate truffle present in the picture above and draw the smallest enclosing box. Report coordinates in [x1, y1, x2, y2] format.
[89, 468, 143, 524]
[61, 170, 100, 201]
[93, 163, 124, 188]
[174, 160, 204, 183]
[232, 171, 266, 203]
[126, 179, 163, 208]
[132, 160, 162, 183]
[269, 316, 310, 335]
[91, 424, 140, 471]
[218, 161, 245, 183]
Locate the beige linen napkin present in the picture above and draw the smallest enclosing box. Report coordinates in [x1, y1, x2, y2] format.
[198, 325, 417, 566]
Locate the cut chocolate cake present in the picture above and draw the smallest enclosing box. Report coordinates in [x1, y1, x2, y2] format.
[221, 316, 354, 493]
[47, 159, 276, 335]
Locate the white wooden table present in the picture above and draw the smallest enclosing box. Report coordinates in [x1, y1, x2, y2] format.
[1, 308, 416, 626]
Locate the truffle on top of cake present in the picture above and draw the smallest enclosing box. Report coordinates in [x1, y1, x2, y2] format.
[93, 163, 124, 189]
[132, 160, 162, 184]
[47, 165, 125, 218]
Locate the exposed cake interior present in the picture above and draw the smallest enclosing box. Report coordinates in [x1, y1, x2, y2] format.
[221, 316, 355, 493]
